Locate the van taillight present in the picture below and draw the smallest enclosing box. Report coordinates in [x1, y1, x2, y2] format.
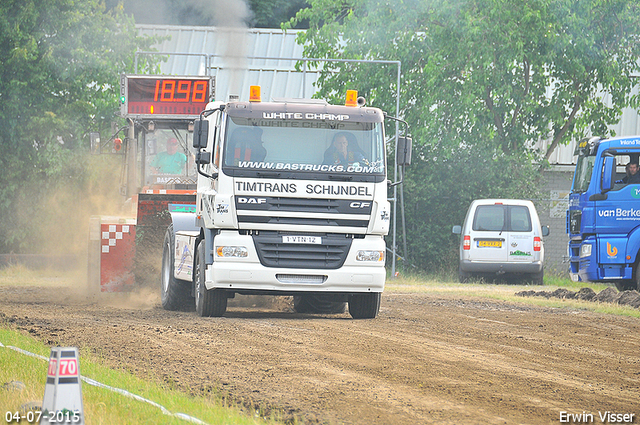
[534, 236, 542, 251]
[463, 235, 471, 250]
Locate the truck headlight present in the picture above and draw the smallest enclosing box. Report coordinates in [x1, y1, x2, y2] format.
[216, 246, 248, 258]
[356, 250, 384, 262]
[580, 243, 592, 258]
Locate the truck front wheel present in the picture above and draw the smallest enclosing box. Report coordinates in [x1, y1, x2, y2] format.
[348, 293, 381, 319]
[161, 224, 192, 311]
[616, 263, 640, 291]
[614, 281, 636, 291]
[194, 241, 227, 317]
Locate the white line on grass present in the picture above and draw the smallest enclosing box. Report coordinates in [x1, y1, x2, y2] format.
[0, 341, 208, 425]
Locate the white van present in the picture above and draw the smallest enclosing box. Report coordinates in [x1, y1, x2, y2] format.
[452, 199, 549, 284]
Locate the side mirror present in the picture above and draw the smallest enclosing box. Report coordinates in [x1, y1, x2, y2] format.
[601, 155, 615, 193]
[396, 136, 412, 166]
[193, 119, 209, 149]
[196, 151, 211, 165]
[452, 225, 461, 235]
[542, 225, 550, 237]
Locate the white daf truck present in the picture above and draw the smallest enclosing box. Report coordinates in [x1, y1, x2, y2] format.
[161, 88, 411, 318]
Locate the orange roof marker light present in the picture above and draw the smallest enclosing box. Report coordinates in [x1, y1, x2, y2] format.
[249, 85, 261, 102]
[345, 89, 358, 107]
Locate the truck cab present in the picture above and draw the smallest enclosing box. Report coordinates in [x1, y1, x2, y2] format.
[568, 135, 640, 290]
[163, 88, 412, 318]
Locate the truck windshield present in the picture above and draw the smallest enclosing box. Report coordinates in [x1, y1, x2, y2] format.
[144, 127, 195, 186]
[222, 116, 385, 179]
[572, 155, 596, 193]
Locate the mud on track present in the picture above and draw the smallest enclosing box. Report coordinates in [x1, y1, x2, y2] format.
[1, 284, 639, 424]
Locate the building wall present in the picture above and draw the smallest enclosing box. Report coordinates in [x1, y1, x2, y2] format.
[533, 168, 573, 276]
[136, 25, 322, 102]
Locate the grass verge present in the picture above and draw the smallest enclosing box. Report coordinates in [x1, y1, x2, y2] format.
[0, 264, 79, 287]
[0, 327, 287, 425]
[386, 273, 640, 318]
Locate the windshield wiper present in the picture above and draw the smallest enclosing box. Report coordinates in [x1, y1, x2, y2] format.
[328, 174, 353, 181]
[256, 171, 281, 178]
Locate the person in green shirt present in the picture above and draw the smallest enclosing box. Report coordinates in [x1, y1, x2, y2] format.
[151, 138, 187, 174]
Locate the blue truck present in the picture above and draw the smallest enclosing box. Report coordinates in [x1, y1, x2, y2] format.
[568, 135, 640, 291]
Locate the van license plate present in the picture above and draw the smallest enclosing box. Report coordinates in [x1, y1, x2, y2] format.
[478, 240, 502, 248]
[282, 236, 322, 244]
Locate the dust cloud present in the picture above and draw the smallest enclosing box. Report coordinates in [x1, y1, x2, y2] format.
[119, 0, 252, 97]
[210, 0, 252, 98]
[7, 0, 254, 309]
[10, 151, 136, 301]
[96, 286, 160, 310]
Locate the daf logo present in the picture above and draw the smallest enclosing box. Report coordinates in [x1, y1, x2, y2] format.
[349, 202, 371, 209]
[238, 197, 267, 204]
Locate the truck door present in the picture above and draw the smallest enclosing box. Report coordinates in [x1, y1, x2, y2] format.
[595, 152, 640, 267]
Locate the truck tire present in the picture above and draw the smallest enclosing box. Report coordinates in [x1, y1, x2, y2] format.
[161, 224, 192, 311]
[614, 281, 636, 291]
[194, 241, 227, 317]
[293, 294, 347, 314]
[348, 292, 381, 319]
[615, 262, 639, 291]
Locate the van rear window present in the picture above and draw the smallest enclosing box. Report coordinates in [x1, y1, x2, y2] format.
[473, 205, 532, 232]
[510, 206, 532, 232]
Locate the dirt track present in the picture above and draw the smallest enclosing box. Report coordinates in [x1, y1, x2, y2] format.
[1, 284, 639, 424]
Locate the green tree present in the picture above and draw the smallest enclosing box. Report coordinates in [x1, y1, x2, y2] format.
[287, 0, 640, 273]
[250, 0, 309, 28]
[0, 0, 158, 253]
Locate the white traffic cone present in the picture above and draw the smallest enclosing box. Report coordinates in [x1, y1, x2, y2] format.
[41, 347, 84, 425]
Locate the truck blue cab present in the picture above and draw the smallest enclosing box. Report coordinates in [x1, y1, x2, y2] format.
[568, 135, 640, 290]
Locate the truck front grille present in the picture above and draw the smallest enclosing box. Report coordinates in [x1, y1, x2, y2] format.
[276, 274, 327, 284]
[252, 232, 352, 269]
[235, 196, 371, 229]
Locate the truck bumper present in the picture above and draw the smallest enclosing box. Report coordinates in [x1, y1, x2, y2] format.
[576, 262, 633, 282]
[206, 233, 386, 293]
[570, 238, 633, 282]
[209, 264, 385, 293]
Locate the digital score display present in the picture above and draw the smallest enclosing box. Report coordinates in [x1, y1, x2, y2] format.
[122, 75, 214, 118]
